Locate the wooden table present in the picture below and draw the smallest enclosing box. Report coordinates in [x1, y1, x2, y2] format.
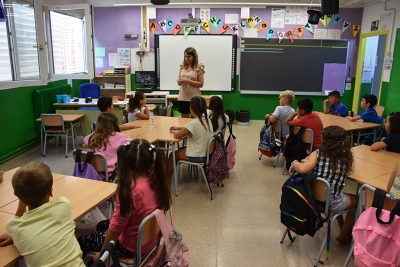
[352, 145, 400, 168]
[367, 173, 392, 191]
[124, 116, 178, 127]
[36, 113, 85, 156]
[53, 99, 126, 108]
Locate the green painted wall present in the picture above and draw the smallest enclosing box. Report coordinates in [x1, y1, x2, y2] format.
[0, 80, 69, 164]
[72, 79, 90, 97]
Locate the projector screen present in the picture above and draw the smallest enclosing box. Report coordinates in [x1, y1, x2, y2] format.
[155, 34, 237, 92]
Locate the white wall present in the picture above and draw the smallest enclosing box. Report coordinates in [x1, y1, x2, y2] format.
[361, 0, 400, 82]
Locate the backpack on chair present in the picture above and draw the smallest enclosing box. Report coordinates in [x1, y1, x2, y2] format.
[283, 126, 308, 170]
[258, 117, 281, 158]
[206, 132, 230, 185]
[225, 122, 236, 170]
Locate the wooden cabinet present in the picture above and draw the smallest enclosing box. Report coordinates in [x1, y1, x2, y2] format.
[92, 75, 131, 98]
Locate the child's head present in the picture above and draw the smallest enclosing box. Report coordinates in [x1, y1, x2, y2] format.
[296, 98, 313, 116]
[279, 90, 295, 106]
[328, 91, 341, 105]
[361, 94, 377, 110]
[89, 112, 120, 150]
[209, 96, 224, 112]
[182, 47, 198, 69]
[320, 126, 354, 177]
[12, 162, 53, 207]
[128, 91, 146, 113]
[116, 139, 171, 219]
[209, 96, 226, 131]
[190, 96, 211, 131]
[386, 112, 400, 134]
[97, 96, 113, 112]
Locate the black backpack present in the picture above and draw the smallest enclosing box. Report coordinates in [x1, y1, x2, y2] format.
[284, 126, 308, 170]
[280, 172, 323, 237]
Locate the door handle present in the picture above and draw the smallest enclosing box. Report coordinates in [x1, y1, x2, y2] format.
[33, 45, 44, 50]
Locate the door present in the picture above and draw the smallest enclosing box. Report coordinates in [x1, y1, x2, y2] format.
[386, 28, 400, 113]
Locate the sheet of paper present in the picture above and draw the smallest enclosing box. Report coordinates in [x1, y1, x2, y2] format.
[243, 28, 258, 37]
[108, 53, 117, 67]
[296, 6, 308, 16]
[271, 8, 285, 28]
[314, 29, 327, 39]
[200, 8, 210, 22]
[94, 47, 105, 57]
[225, 14, 238, 24]
[285, 7, 296, 16]
[327, 29, 341, 39]
[95, 57, 103, 68]
[117, 48, 130, 67]
[285, 16, 297, 25]
[379, 12, 392, 30]
[296, 16, 309, 25]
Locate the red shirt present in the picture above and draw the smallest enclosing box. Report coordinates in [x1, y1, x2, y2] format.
[292, 112, 323, 149]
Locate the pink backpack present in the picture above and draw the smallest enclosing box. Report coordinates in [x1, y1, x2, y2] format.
[352, 188, 400, 267]
[141, 208, 189, 267]
[225, 122, 236, 170]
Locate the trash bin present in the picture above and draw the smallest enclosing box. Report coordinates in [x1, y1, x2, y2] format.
[225, 110, 234, 123]
[236, 110, 249, 126]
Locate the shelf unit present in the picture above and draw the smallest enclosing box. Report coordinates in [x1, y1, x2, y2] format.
[92, 75, 131, 98]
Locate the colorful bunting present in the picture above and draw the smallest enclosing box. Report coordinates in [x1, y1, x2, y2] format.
[304, 22, 314, 34]
[246, 17, 255, 28]
[231, 25, 239, 35]
[286, 29, 295, 43]
[174, 24, 183, 35]
[254, 15, 262, 26]
[257, 21, 269, 32]
[332, 15, 343, 27]
[295, 27, 304, 39]
[342, 21, 351, 33]
[150, 22, 157, 35]
[166, 19, 174, 31]
[239, 20, 247, 29]
[210, 16, 223, 29]
[184, 26, 191, 37]
[220, 23, 230, 34]
[326, 14, 334, 26]
[277, 31, 285, 43]
[202, 21, 211, 34]
[352, 25, 361, 37]
[159, 20, 167, 33]
[193, 25, 201, 34]
[320, 15, 327, 27]
[266, 28, 275, 40]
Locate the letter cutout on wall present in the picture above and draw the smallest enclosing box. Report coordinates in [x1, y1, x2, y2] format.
[342, 21, 351, 33]
[184, 26, 191, 37]
[277, 31, 285, 43]
[240, 20, 247, 29]
[286, 29, 294, 43]
[257, 21, 268, 32]
[352, 25, 361, 37]
[231, 25, 239, 35]
[332, 15, 343, 27]
[174, 24, 182, 35]
[166, 19, 174, 31]
[159, 20, 167, 33]
[326, 14, 333, 26]
[266, 28, 275, 40]
[193, 25, 201, 34]
[295, 27, 303, 39]
[202, 21, 211, 34]
[150, 22, 157, 35]
[304, 22, 314, 34]
[254, 15, 262, 26]
[246, 17, 255, 28]
[320, 15, 327, 27]
[220, 23, 230, 34]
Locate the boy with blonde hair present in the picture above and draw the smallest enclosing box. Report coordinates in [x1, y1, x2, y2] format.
[0, 162, 85, 267]
[265, 90, 295, 138]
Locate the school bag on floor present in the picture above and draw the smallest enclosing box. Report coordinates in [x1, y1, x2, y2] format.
[258, 117, 280, 158]
[283, 126, 308, 170]
[206, 132, 230, 184]
[352, 188, 400, 267]
[225, 122, 236, 170]
[280, 172, 323, 237]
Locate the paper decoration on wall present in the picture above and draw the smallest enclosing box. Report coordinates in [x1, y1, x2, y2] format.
[352, 25, 361, 37]
[150, 22, 157, 35]
[286, 29, 295, 43]
[295, 27, 304, 39]
[200, 8, 210, 22]
[240, 20, 247, 29]
[326, 14, 334, 26]
[231, 25, 239, 35]
[332, 15, 343, 27]
[159, 20, 167, 33]
[202, 21, 211, 34]
[266, 28, 275, 40]
[174, 24, 183, 35]
[220, 23, 230, 34]
[254, 15, 262, 26]
[320, 15, 327, 27]
[184, 26, 191, 37]
[166, 19, 174, 31]
[210, 16, 223, 29]
[342, 21, 351, 33]
[193, 25, 201, 34]
[277, 31, 285, 43]
[257, 21, 269, 32]
[304, 22, 314, 34]
[246, 17, 255, 28]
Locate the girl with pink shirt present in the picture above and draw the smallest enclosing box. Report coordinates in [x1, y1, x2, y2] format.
[83, 113, 131, 179]
[78, 139, 172, 261]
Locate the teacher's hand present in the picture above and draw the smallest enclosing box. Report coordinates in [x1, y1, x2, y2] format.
[178, 78, 189, 84]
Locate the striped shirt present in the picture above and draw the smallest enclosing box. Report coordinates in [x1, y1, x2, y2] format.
[389, 175, 400, 200]
[311, 150, 347, 196]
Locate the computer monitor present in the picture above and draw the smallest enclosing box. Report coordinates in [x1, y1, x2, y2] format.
[135, 71, 155, 88]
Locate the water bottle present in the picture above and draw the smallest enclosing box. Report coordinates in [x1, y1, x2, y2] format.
[149, 112, 154, 127]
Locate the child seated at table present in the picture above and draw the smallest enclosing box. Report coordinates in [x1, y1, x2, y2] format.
[388, 161, 400, 200]
[166, 96, 214, 184]
[0, 162, 85, 266]
[371, 112, 400, 153]
[285, 98, 323, 148]
[289, 126, 358, 245]
[84, 112, 131, 180]
[265, 90, 295, 138]
[127, 91, 151, 122]
[207, 95, 229, 136]
[323, 90, 348, 117]
[78, 139, 172, 262]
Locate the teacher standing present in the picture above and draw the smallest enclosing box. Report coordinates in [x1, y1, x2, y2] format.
[177, 47, 205, 118]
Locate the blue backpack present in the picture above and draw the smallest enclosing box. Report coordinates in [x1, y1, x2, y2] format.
[258, 118, 280, 158]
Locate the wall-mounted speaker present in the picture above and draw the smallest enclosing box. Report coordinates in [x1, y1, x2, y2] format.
[321, 0, 339, 15]
[151, 0, 169, 5]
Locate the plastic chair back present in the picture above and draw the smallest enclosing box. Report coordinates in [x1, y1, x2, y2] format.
[80, 83, 100, 98]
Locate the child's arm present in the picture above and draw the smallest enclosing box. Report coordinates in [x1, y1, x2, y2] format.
[370, 141, 388, 151]
[15, 200, 27, 217]
[289, 150, 318, 175]
[387, 161, 400, 193]
[178, 70, 204, 88]
[170, 126, 190, 139]
[347, 115, 362, 122]
[0, 234, 13, 247]
[135, 107, 151, 120]
[92, 228, 120, 262]
[285, 112, 298, 126]
[119, 124, 141, 131]
[323, 99, 330, 114]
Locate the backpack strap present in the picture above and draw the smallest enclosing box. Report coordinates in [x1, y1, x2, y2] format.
[373, 188, 400, 224]
[296, 127, 307, 137]
[85, 151, 95, 165]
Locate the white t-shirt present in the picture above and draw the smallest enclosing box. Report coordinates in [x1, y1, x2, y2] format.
[272, 105, 295, 138]
[128, 107, 145, 122]
[207, 110, 229, 135]
[185, 117, 214, 157]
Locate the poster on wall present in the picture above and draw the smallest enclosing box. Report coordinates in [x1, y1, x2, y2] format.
[200, 8, 210, 22]
[271, 8, 285, 28]
[117, 48, 130, 67]
[109, 53, 117, 67]
[225, 14, 238, 24]
[327, 29, 341, 39]
[379, 13, 392, 30]
[314, 29, 328, 39]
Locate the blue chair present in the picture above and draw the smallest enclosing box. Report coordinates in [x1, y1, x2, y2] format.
[79, 83, 100, 110]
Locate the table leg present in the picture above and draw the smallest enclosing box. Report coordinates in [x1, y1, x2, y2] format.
[69, 122, 76, 150]
[40, 124, 43, 155]
[171, 143, 178, 196]
[80, 118, 85, 138]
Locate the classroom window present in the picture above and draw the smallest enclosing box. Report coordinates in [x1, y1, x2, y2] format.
[0, 21, 12, 81]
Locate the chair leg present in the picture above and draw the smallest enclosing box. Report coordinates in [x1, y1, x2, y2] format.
[65, 132, 68, 158]
[314, 233, 327, 267]
[343, 244, 354, 267]
[280, 228, 288, 243]
[281, 162, 286, 175]
[357, 132, 360, 146]
[43, 133, 47, 157]
[199, 167, 213, 200]
[274, 147, 282, 167]
[259, 153, 262, 160]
